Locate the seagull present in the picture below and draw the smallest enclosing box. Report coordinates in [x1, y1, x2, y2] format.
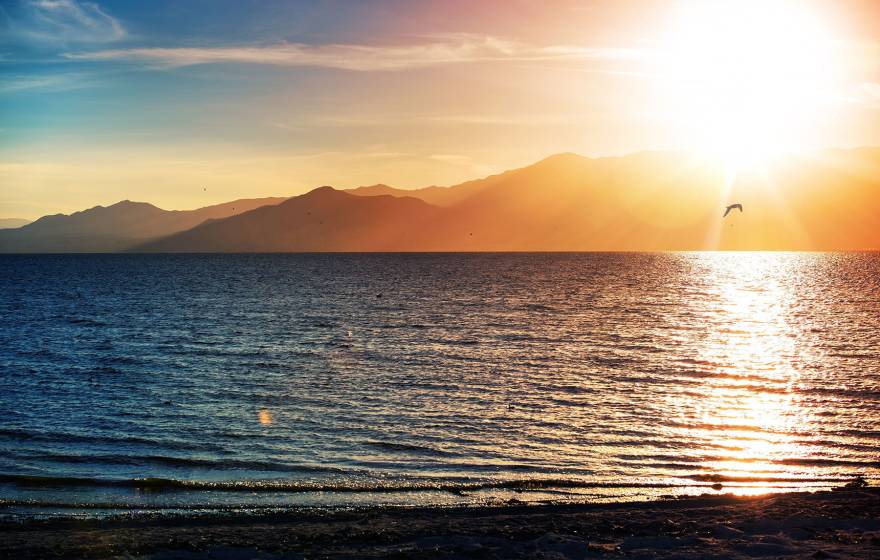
[723, 203, 743, 218]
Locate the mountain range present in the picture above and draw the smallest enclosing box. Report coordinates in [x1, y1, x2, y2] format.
[2, 150, 879, 253]
[0, 197, 287, 253]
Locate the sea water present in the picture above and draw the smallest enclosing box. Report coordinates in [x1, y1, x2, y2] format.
[1, 253, 878, 517]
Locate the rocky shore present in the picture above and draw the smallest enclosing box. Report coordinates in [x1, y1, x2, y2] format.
[2, 488, 879, 559]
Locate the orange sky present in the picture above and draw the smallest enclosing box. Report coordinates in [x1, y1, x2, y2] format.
[3, 0, 880, 219]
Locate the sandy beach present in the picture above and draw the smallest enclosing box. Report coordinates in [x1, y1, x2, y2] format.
[2, 487, 878, 559]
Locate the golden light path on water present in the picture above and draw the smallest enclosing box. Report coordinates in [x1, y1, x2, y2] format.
[671, 253, 818, 495]
[249, 253, 872, 504]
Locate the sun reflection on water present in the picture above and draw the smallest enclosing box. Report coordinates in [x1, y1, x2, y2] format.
[678, 253, 817, 494]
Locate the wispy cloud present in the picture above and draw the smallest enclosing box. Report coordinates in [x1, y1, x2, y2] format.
[275, 113, 602, 130]
[428, 154, 472, 165]
[423, 114, 594, 126]
[0, 72, 90, 92]
[7, 0, 125, 44]
[63, 35, 644, 71]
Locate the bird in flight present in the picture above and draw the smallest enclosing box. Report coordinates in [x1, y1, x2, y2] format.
[723, 203, 743, 218]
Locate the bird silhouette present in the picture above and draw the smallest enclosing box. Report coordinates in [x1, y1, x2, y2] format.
[723, 203, 743, 218]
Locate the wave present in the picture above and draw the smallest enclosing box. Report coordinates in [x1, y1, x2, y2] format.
[772, 457, 880, 468]
[6, 452, 347, 474]
[1, 473, 860, 495]
[66, 317, 107, 327]
[516, 303, 559, 313]
[0, 429, 223, 453]
[686, 474, 855, 483]
[0, 498, 309, 511]
[0, 474, 708, 494]
[361, 440, 454, 457]
[666, 421, 780, 434]
[618, 454, 880, 470]
[805, 387, 880, 400]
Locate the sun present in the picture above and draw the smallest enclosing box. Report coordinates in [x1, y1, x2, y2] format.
[654, 0, 842, 170]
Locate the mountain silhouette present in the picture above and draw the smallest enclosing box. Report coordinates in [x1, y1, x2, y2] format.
[134, 187, 440, 252]
[345, 179, 492, 207]
[334, 150, 880, 251]
[4, 150, 880, 253]
[0, 197, 287, 253]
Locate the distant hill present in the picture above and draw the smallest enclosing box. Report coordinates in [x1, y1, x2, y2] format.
[466, 150, 880, 250]
[343, 157, 589, 208]
[136, 149, 880, 252]
[0, 218, 31, 230]
[134, 187, 440, 252]
[6, 149, 880, 253]
[0, 197, 287, 253]
[412, 151, 729, 250]
[345, 179, 492, 207]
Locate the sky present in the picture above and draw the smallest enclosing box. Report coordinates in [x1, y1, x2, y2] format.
[2, 0, 880, 219]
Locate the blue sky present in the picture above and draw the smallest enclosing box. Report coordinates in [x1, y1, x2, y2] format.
[2, 0, 879, 219]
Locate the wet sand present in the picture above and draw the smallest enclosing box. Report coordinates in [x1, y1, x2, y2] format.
[2, 487, 879, 559]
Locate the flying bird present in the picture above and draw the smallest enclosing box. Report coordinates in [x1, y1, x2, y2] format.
[723, 203, 743, 218]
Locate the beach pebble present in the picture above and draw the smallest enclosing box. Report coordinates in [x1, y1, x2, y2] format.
[144, 547, 298, 559]
[620, 535, 697, 551]
[710, 525, 745, 539]
[758, 534, 790, 546]
[731, 541, 798, 557]
[785, 527, 815, 541]
[529, 533, 592, 559]
[587, 542, 619, 553]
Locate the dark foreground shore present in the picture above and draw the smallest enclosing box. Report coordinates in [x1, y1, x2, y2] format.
[2, 488, 879, 559]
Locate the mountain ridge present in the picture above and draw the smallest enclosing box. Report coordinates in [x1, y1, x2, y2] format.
[0, 196, 289, 253]
[134, 187, 441, 252]
[136, 149, 880, 252]
[3, 149, 880, 253]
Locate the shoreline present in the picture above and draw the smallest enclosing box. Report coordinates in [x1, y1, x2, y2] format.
[2, 487, 878, 559]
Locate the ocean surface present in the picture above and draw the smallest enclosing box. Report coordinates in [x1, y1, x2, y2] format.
[1, 253, 878, 518]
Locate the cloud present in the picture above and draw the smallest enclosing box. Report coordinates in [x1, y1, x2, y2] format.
[0, 72, 89, 92]
[63, 35, 644, 71]
[428, 154, 472, 165]
[274, 113, 603, 130]
[424, 114, 591, 126]
[8, 0, 125, 44]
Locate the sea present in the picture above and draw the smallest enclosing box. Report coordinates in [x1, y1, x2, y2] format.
[1, 252, 878, 519]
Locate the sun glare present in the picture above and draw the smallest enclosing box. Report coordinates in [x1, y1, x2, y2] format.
[655, 0, 842, 170]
